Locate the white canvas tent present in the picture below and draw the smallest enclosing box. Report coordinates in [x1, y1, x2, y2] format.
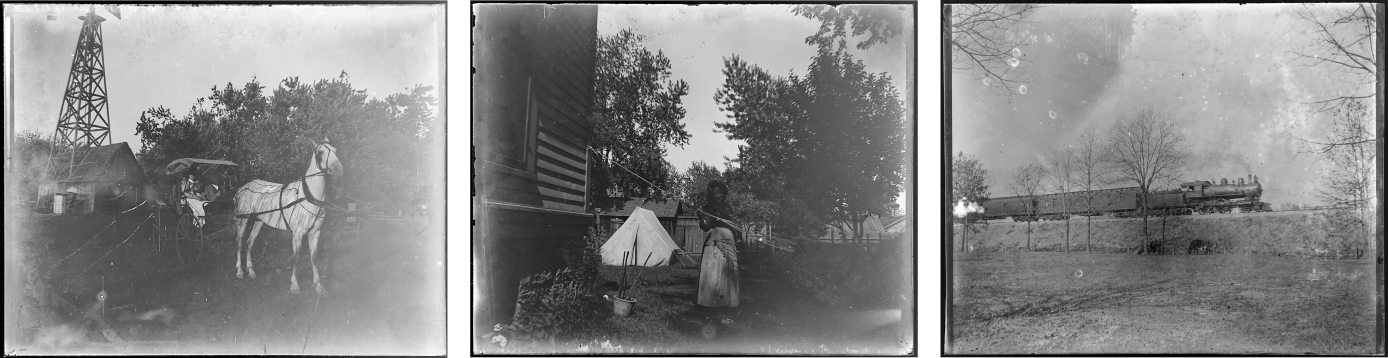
[600, 207, 682, 267]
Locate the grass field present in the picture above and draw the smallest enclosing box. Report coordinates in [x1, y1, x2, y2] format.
[950, 251, 1379, 354]
[7, 211, 444, 355]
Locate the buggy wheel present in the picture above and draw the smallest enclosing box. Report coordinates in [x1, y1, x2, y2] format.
[175, 214, 204, 264]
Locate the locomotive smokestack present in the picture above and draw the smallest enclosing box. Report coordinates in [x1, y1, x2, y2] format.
[1254, 175, 1258, 184]
[1221, 178, 1227, 185]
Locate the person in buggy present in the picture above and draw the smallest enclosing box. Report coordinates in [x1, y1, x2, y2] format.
[181, 172, 211, 227]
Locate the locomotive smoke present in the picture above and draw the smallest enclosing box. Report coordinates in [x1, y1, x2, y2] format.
[954, 200, 983, 218]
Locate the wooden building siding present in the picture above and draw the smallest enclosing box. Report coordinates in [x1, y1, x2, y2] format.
[473, 4, 599, 331]
[676, 217, 705, 254]
[37, 142, 146, 214]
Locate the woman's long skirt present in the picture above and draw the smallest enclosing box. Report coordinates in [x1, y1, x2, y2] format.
[697, 230, 740, 307]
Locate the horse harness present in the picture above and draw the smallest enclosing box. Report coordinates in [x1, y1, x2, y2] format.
[233, 146, 347, 221]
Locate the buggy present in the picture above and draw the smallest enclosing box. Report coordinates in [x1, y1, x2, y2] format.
[150, 158, 239, 264]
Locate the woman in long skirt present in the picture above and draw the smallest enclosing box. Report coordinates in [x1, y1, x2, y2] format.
[697, 180, 739, 307]
[698, 224, 739, 307]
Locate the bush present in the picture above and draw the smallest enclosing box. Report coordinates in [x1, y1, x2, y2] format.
[768, 240, 908, 309]
[494, 267, 607, 344]
[568, 226, 607, 290]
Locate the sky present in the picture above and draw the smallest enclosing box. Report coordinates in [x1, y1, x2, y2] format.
[597, 4, 915, 172]
[6, 4, 443, 152]
[951, 4, 1376, 208]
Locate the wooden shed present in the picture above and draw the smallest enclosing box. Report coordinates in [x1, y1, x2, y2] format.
[472, 4, 599, 330]
[37, 142, 145, 215]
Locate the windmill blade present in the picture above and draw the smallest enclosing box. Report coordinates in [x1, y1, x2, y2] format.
[104, 5, 121, 20]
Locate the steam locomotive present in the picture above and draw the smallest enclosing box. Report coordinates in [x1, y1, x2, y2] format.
[980, 174, 1272, 222]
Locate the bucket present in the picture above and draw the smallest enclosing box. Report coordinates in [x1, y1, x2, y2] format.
[611, 296, 636, 316]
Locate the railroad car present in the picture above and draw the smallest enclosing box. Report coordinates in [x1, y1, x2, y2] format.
[974, 174, 1270, 221]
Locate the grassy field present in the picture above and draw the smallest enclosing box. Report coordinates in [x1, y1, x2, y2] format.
[950, 251, 1378, 354]
[7, 211, 444, 355]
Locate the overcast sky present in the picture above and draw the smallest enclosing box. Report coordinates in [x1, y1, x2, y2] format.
[598, 4, 914, 173]
[7, 4, 442, 152]
[952, 4, 1375, 207]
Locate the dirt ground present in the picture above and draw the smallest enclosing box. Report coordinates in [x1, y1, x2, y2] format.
[6, 211, 444, 355]
[950, 251, 1379, 354]
[482, 255, 913, 355]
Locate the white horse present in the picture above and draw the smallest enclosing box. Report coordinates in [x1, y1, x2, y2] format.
[232, 141, 343, 295]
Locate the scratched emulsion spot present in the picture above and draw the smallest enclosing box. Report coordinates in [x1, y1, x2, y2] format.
[1018, 84, 1028, 95]
[1008, 57, 1020, 68]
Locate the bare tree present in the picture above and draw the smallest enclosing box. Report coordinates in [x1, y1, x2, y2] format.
[1289, 4, 1378, 122]
[948, 4, 1041, 98]
[1313, 99, 1376, 258]
[1008, 164, 1045, 251]
[1106, 107, 1188, 253]
[1289, 3, 1380, 263]
[1044, 147, 1075, 253]
[1071, 127, 1111, 253]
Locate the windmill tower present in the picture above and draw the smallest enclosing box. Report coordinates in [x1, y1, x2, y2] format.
[46, 5, 121, 180]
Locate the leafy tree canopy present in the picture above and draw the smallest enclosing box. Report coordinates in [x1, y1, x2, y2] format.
[714, 12, 906, 241]
[134, 72, 438, 209]
[589, 29, 691, 211]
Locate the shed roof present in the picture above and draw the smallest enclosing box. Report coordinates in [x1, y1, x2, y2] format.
[598, 197, 682, 218]
[886, 216, 911, 233]
[54, 142, 142, 183]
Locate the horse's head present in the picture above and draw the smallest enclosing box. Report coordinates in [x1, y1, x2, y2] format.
[314, 140, 344, 179]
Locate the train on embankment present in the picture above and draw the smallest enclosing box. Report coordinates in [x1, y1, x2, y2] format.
[980, 174, 1272, 222]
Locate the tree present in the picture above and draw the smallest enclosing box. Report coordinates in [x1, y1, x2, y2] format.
[589, 29, 692, 211]
[1008, 164, 1045, 251]
[1071, 127, 1111, 253]
[948, 4, 1042, 97]
[1105, 107, 1188, 252]
[9, 131, 66, 206]
[1312, 99, 1375, 257]
[791, 4, 905, 50]
[135, 73, 438, 210]
[1289, 4, 1380, 263]
[1290, 4, 1378, 123]
[714, 44, 905, 244]
[710, 6, 906, 243]
[1044, 146, 1075, 252]
[952, 152, 990, 252]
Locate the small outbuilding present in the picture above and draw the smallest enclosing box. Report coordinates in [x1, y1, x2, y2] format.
[37, 142, 146, 215]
